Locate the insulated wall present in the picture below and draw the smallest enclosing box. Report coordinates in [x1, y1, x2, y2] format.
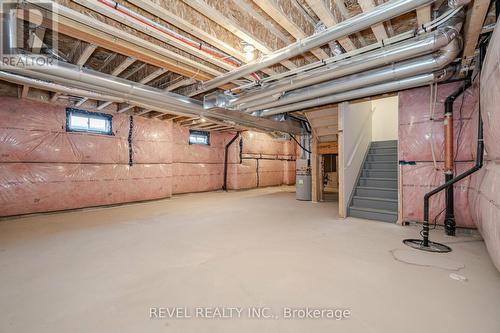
[0, 97, 296, 216]
[398, 81, 478, 227]
[469, 23, 500, 272]
[227, 131, 296, 190]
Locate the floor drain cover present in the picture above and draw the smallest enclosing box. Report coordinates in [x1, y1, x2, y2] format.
[403, 239, 452, 253]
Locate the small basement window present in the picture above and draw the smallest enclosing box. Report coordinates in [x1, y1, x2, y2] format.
[189, 130, 210, 145]
[66, 108, 113, 135]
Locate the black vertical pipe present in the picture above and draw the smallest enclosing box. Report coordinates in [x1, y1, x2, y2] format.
[223, 132, 240, 191]
[443, 80, 471, 236]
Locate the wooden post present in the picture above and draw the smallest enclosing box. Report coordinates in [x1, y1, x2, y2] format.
[311, 135, 322, 203]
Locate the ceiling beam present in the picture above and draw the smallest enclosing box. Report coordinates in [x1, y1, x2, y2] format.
[75, 43, 98, 66]
[357, 0, 389, 42]
[252, 0, 330, 60]
[461, 0, 490, 67]
[304, 0, 357, 51]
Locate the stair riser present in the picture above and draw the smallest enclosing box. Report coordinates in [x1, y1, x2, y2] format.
[371, 141, 398, 148]
[348, 208, 398, 223]
[369, 147, 398, 155]
[366, 154, 398, 162]
[355, 188, 398, 199]
[352, 197, 398, 211]
[359, 178, 398, 188]
[362, 170, 397, 178]
[364, 162, 397, 170]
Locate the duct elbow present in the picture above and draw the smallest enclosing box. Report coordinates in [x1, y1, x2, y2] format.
[447, 0, 471, 9]
[435, 38, 462, 68]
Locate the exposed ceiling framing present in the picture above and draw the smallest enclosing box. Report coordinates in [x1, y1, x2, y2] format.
[1, 0, 493, 132]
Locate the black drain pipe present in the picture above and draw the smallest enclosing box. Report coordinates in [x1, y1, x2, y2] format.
[223, 132, 240, 191]
[420, 106, 483, 247]
[443, 80, 472, 236]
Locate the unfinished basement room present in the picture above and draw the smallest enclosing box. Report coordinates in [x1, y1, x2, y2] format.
[1, 0, 500, 331]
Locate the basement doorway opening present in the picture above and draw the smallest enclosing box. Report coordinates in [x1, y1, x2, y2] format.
[322, 153, 339, 202]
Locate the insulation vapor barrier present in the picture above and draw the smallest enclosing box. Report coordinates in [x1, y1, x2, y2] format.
[0, 97, 296, 216]
[469, 24, 500, 272]
[398, 81, 478, 227]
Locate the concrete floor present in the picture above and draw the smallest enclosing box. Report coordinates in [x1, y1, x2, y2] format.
[1, 186, 499, 333]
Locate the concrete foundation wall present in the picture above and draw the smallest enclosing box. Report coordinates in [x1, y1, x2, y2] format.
[0, 97, 296, 216]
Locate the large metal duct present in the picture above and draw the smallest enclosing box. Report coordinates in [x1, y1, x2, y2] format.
[197, 0, 438, 93]
[231, 16, 463, 109]
[245, 38, 461, 113]
[259, 69, 454, 117]
[0, 58, 302, 133]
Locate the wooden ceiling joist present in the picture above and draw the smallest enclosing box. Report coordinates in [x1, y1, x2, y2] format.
[416, 5, 432, 26]
[96, 101, 113, 110]
[111, 57, 136, 76]
[139, 68, 168, 84]
[28, 26, 46, 54]
[182, 0, 297, 71]
[461, 0, 491, 67]
[252, 0, 330, 60]
[304, 0, 357, 51]
[73, 0, 245, 73]
[75, 43, 98, 66]
[50, 92, 60, 102]
[22, 5, 234, 89]
[357, 0, 389, 42]
[164, 78, 196, 92]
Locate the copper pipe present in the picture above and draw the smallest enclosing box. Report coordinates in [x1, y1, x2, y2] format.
[444, 112, 454, 173]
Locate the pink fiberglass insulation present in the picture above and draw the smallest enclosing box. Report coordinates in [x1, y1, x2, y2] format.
[398, 81, 479, 227]
[0, 97, 296, 216]
[468, 23, 500, 272]
[0, 97, 173, 216]
[226, 131, 297, 189]
[0, 163, 172, 216]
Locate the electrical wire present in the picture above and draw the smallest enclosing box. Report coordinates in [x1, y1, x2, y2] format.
[289, 134, 311, 154]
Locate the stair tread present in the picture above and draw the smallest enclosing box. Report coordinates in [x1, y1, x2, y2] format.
[367, 153, 397, 156]
[349, 206, 398, 215]
[359, 177, 397, 181]
[356, 186, 397, 191]
[363, 168, 398, 172]
[353, 195, 398, 203]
